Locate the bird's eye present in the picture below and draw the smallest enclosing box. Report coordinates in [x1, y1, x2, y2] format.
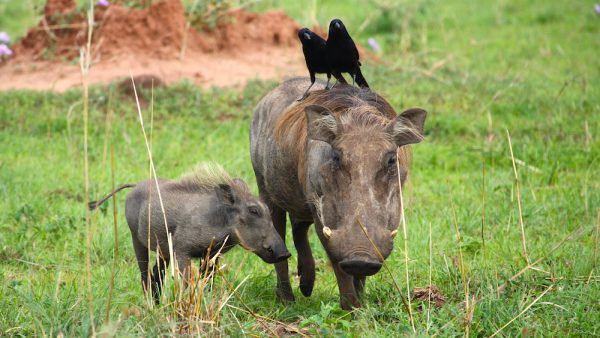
[248, 207, 260, 217]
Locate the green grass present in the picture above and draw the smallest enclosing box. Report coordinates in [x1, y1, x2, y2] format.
[1, 0, 600, 336]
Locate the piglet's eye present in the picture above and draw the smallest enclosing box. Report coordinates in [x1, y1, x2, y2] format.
[248, 207, 260, 217]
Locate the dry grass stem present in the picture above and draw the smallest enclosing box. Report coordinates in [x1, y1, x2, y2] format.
[587, 208, 600, 284]
[216, 269, 283, 337]
[79, 2, 96, 334]
[481, 160, 486, 249]
[448, 184, 471, 336]
[488, 285, 553, 338]
[145, 82, 155, 305]
[507, 130, 531, 265]
[496, 225, 589, 294]
[396, 149, 416, 332]
[104, 146, 119, 322]
[427, 221, 433, 333]
[130, 72, 176, 278]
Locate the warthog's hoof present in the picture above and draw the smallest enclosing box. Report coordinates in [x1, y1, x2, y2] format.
[299, 279, 314, 297]
[276, 289, 295, 304]
[340, 295, 361, 311]
[298, 262, 315, 297]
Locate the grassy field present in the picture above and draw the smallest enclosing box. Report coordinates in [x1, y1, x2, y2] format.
[1, 0, 600, 336]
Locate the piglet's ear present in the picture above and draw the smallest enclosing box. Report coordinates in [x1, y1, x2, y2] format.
[215, 184, 235, 206]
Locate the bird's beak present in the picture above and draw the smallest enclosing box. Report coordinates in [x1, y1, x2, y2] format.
[303, 32, 311, 40]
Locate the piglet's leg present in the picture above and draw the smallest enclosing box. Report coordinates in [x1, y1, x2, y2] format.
[131, 233, 151, 295]
[150, 256, 170, 304]
[176, 253, 193, 288]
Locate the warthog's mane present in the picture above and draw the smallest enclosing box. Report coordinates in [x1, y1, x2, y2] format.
[274, 85, 412, 183]
[174, 163, 247, 195]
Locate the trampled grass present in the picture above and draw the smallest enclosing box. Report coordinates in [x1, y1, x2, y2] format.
[1, 0, 599, 336]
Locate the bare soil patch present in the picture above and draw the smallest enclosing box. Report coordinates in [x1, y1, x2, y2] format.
[0, 0, 306, 91]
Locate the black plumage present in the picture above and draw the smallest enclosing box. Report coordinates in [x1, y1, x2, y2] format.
[297, 27, 335, 101]
[326, 19, 369, 88]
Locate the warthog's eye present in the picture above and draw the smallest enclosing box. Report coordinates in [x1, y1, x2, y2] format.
[331, 149, 341, 169]
[248, 207, 261, 217]
[385, 152, 398, 176]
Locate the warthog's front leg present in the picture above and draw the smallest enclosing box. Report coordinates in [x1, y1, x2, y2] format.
[353, 276, 366, 297]
[271, 205, 295, 303]
[291, 219, 315, 297]
[331, 259, 360, 310]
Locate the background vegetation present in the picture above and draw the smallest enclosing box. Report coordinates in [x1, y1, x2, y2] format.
[1, 0, 599, 336]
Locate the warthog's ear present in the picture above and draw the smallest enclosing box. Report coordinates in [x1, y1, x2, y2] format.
[386, 108, 427, 146]
[231, 178, 249, 192]
[215, 184, 235, 206]
[305, 104, 338, 144]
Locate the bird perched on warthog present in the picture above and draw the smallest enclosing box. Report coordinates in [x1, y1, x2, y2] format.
[89, 164, 290, 302]
[326, 19, 369, 88]
[297, 19, 369, 101]
[251, 78, 426, 310]
[297, 27, 347, 101]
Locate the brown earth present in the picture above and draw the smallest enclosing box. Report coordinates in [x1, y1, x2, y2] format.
[0, 0, 308, 91]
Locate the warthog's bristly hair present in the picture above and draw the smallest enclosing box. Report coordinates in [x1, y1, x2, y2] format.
[309, 193, 325, 225]
[393, 116, 425, 143]
[274, 84, 414, 184]
[175, 163, 234, 192]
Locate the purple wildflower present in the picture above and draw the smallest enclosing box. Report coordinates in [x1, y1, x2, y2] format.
[368, 37, 381, 53]
[595, 4, 600, 14]
[96, 0, 110, 6]
[0, 32, 9, 44]
[0, 44, 13, 56]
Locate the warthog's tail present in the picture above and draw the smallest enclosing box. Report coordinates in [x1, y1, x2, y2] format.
[88, 184, 136, 210]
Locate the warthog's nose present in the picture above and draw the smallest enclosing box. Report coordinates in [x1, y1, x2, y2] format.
[269, 244, 291, 262]
[274, 249, 291, 262]
[339, 257, 382, 276]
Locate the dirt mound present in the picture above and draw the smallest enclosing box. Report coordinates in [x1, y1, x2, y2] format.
[44, 0, 76, 17]
[93, 0, 186, 59]
[0, 0, 318, 91]
[191, 10, 299, 52]
[10, 0, 299, 62]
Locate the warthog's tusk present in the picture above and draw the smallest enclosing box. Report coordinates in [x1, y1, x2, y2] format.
[322, 226, 332, 239]
[390, 229, 398, 238]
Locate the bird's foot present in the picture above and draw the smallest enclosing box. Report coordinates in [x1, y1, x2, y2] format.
[296, 93, 309, 101]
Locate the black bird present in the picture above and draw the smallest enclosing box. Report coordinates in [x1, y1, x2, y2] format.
[326, 19, 369, 88]
[297, 27, 335, 101]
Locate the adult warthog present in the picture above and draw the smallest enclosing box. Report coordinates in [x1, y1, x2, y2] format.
[250, 78, 427, 310]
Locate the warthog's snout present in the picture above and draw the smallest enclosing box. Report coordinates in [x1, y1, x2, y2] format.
[259, 241, 291, 264]
[274, 249, 292, 262]
[339, 255, 382, 276]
